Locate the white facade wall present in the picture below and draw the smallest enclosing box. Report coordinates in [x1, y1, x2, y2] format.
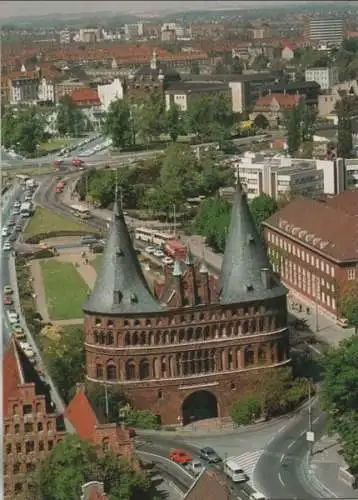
[305, 67, 339, 90]
[38, 78, 55, 102]
[97, 79, 123, 111]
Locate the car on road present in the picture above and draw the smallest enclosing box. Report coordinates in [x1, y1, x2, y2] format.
[7, 310, 19, 324]
[7, 219, 16, 227]
[249, 492, 266, 500]
[12, 208, 20, 216]
[199, 447, 221, 463]
[13, 324, 24, 334]
[13, 201, 21, 208]
[8, 232, 17, 242]
[145, 246, 155, 254]
[162, 256, 174, 265]
[2, 227, 9, 237]
[4, 295, 13, 306]
[3, 241, 12, 251]
[154, 250, 165, 258]
[80, 235, 99, 246]
[4, 285, 13, 295]
[187, 459, 204, 477]
[168, 449, 192, 465]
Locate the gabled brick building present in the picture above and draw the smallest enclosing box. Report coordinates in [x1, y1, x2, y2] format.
[83, 183, 290, 425]
[3, 337, 66, 499]
[263, 190, 358, 319]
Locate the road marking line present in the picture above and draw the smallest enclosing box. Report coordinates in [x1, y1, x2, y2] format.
[300, 431, 305, 437]
[313, 417, 319, 424]
[287, 440, 296, 450]
[277, 424, 286, 434]
[278, 472, 285, 487]
[280, 453, 285, 463]
[137, 450, 193, 479]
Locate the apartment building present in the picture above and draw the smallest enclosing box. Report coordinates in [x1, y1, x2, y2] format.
[305, 18, 344, 47]
[318, 80, 358, 117]
[97, 79, 123, 111]
[38, 77, 55, 103]
[4, 338, 67, 499]
[264, 190, 358, 319]
[165, 81, 230, 111]
[236, 152, 347, 200]
[8, 71, 39, 105]
[305, 67, 338, 91]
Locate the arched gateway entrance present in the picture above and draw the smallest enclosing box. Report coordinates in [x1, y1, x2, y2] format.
[182, 390, 218, 425]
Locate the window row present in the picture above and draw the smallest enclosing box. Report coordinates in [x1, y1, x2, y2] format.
[91, 316, 282, 348]
[92, 305, 269, 331]
[4, 420, 54, 435]
[11, 402, 44, 417]
[93, 341, 288, 382]
[6, 439, 55, 455]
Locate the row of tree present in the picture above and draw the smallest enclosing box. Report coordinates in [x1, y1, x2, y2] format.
[2, 96, 86, 155]
[77, 143, 233, 213]
[103, 91, 236, 149]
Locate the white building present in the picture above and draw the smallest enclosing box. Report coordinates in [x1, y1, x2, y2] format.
[38, 78, 55, 103]
[235, 152, 348, 201]
[9, 72, 39, 105]
[161, 23, 185, 38]
[97, 79, 123, 112]
[59, 30, 71, 44]
[305, 67, 339, 90]
[306, 18, 344, 47]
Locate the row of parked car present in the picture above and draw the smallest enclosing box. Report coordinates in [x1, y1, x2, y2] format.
[145, 245, 174, 266]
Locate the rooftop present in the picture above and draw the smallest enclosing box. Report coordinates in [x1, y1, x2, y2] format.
[184, 469, 233, 500]
[254, 93, 301, 109]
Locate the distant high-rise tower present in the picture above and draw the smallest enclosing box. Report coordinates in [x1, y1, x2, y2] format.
[305, 17, 344, 47]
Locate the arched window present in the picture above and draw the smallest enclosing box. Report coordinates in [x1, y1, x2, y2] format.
[244, 346, 254, 366]
[100, 332, 105, 344]
[195, 327, 202, 340]
[132, 332, 138, 345]
[124, 333, 130, 346]
[13, 404, 20, 416]
[148, 332, 154, 345]
[96, 364, 104, 379]
[102, 437, 110, 453]
[155, 332, 160, 345]
[228, 349, 233, 369]
[139, 359, 150, 380]
[258, 347, 266, 364]
[164, 331, 170, 344]
[187, 328, 193, 342]
[106, 362, 117, 380]
[126, 360, 136, 380]
[161, 357, 167, 377]
[139, 332, 146, 345]
[107, 332, 114, 345]
[179, 329, 185, 343]
[170, 331, 176, 343]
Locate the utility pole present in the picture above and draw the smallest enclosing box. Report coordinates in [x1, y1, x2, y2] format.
[315, 277, 319, 333]
[173, 204, 176, 237]
[306, 378, 314, 456]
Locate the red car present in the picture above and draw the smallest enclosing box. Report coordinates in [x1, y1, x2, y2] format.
[168, 449, 192, 465]
[72, 158, 84, 167]
[4, 295, 13, 306]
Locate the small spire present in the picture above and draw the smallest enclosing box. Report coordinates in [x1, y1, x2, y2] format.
[184, 244, 194, 266]
[172, 260, 182, 277]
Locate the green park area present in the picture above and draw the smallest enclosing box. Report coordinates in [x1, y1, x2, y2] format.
[24, 207, 98, 240]
[40, 260, 89, 320]
[38, 137, 77, 153]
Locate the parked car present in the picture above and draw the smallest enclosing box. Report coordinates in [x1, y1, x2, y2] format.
[7, 310, 19, 324]
[168, 449, 192, 465]
[13, 324, 24, 335]
[4, 295, 13, 306]
[145, 246, 155, 254]
[336, 318, 349, 328]
[154, 250, 164, 258]
[4, 285, 13, 295]
[162, 256, 174, 265]
[187, 460, 204, 477]
[8, 232, 17, 242]
[2, 227, 9, 237]
[7, 219, 16, 227]
[3, 241, 12, 251]
[12, 208, 20, 216]
[199, 447, 221, 463]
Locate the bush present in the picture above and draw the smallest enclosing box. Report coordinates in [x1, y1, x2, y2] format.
[231, 395, 262, 426]
[125, 409, 161, 430]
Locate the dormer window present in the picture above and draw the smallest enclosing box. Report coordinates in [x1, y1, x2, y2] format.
[246, 284, 254, 292]
[130, 293, 138, 303]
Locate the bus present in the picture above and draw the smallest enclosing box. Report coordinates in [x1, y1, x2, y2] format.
[70, 204, 92, 219]
[135, 227, 156, 243]
[152, 231, 175, 246]
[20, 202, 33, 217]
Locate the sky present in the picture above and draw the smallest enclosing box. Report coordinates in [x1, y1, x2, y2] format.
[0, 1, 310, 20]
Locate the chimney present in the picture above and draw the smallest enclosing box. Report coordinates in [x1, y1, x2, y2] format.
[261, 268, 272, 289]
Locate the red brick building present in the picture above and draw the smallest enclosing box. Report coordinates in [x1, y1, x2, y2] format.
[263, 190, 358, 319]
[83, 183, 290, 425]
[184, 469, 233, 500]
[3, 337, 66, 499]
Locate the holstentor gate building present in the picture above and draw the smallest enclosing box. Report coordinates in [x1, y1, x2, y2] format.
[83, 182, 290, 425]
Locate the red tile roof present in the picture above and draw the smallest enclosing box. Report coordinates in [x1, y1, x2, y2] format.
[282, 43, 298, 51]
[264, 197, 358, 262]
[64, 390, 98, 441]
[8, 71, 39, 80]
[325, 189, 358, 217]
[254, 93, 301, 110]
[184, 469, 232, 500]
[71, 88, 101, 106]
[3, 338, 23, 417]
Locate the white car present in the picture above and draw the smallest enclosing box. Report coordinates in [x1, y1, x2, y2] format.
[163, 257, 174, 265]
[154, 250, 165, 258]
[13, 201, 21, 208]
[12, 208, 20, 216]
[3, 241, 11, 251]
[145, 246, 155, 254]
[187, 460, 204, 477]
[7, 310, 19, 324]
[2, 227, 9, 237]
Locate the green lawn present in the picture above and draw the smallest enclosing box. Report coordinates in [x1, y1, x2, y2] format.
[5, 166, 55, 177]
[40, 260, 89, 320]
[24, 207, 98, 239]
[39, 138, 77, 153]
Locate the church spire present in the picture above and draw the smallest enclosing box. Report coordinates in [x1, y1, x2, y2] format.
[83, 192, 162, 315]
[219, 180, 286, 304]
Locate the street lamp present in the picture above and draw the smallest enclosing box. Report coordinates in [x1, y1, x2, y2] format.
[306, 378, 314, 456]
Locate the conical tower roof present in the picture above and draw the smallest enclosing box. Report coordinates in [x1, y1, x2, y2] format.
[219, 182, 286, 304]
[83, 199, 162, 315]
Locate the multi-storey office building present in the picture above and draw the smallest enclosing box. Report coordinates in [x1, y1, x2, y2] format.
[305, 18, 344, 47]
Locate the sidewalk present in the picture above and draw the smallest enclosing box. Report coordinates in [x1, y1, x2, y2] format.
[308, 435, 358, 498]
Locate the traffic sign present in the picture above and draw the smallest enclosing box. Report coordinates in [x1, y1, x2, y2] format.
[306, 431, 315, 442]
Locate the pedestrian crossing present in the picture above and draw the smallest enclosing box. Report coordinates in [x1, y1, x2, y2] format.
[226, 449, 264, 482]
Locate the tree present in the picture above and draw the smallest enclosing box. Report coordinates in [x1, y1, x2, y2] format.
[56, 96, 85, 137]
[231, 57, 244, 74]
[250, 194, 278, 238]
[28, 435, 156, 500]
[301, 104, 316, 142]
[193, 197, 231, 252]
[103, 99, 133, 149]
[138, 90, 165, 143]
[339, 281, 358, 332]
[231, 395, 262, 425]
[39, 325, 85, 403]
[2, 110, 18, 149]
[337, 97, 353, 158]
[8, 106, 46, 155]
[284, 105, 302, 156]
[165, 103, 182, 142]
